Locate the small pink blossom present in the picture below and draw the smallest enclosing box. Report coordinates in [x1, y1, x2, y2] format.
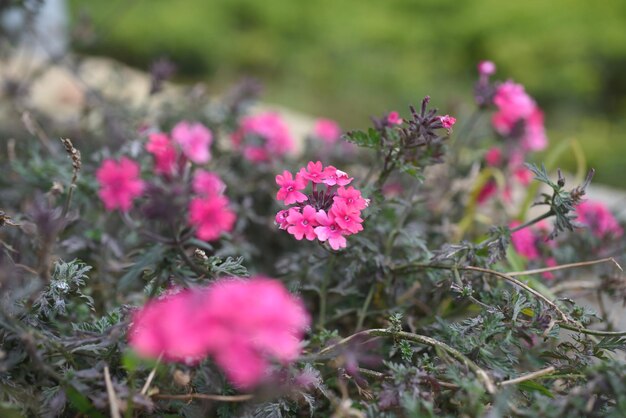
[276, 170, 308, 205]
[314, 210, 346, 250]
[96, 157, 145, 212]
[286, 205, 318, 240]
[172, 121, 213, 164]
[476, 180, 498, 204]
[129, 277, 310, 388]
[313, 118, 341, 143]
[275, 209, 290, 230]
[387, 111, 403, 125]
[146, 132, 177, 175]
[492, 81, 536, 135]
[189, 195, 236, 241]
[331, 201, 363, 234]
[322, 166, 353, 186]
[513, 166, 533, 186]
[484, 147, 502, 166]
[510, 221, 541, 260]
[193, 170, 226, 196]
[231, 113, 294, 162]
[522, 107, 547, 151]
[299, 161, 326, 184]
[575, 201, 623, 239]
[334, 186, 368, 211]
[438, 115, 456, 130]
[478, 61, 496, 76]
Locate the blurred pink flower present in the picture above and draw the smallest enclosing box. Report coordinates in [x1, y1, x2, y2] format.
[387, 111, 403, 125]
[484, 147, 502, 166]
[313, 118, 341, 143]
[172, 121, 213, 164]
[128, 277, 310, 388]
[96, 157, 145, 212]
[193, 170, 226, 196]
[476, 180, 498, 204]
[575, 200, 623, 239]
[510, 221, 541, 260]
[478, 60, 496, 76]
[146, 132, 177, 175]
[231, 112, 294, 162]
[522, 108, 547, 151]
[276, 170, 308, 205]
[189, 195, 236, 241]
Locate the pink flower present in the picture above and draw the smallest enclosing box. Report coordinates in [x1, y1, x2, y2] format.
[286, 205, 318, 241]
[128, 277, 310, 388]
[275, 209, 290, 230]
[476, 180, 498, 204]
[492, 81, 536, 135]
[276, 170, 308, 205]
[331, 201, 363, 234]
[387, 111, 403, 125]
[522, 107, 547, 151]
[334, 186, 368, 211]
[96, 157, 145, 212]
[146, 132, 177, 175]
[510, 221, 541, 260]
[478, 61, 496, 76]
[322, 166, 353, 186]
[313, 118, 341, 143]
[172, 121, 212, 164]
[513, 166, 533, 186]
[542, 257, 558, 280]
[484, 147, 502, 166]
[193, 170, 226, 196]
[231, 113, 294, 162]
[575, 201, 623, 239]
[201, 278, 309, 387]
[314, 210, 347, 250]
[189, 195, 236, 241]
[438, 115, 456, 130]
[299, 161, 326, 184]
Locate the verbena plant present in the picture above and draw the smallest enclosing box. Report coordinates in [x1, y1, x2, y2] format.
[1, 57, 625, 418]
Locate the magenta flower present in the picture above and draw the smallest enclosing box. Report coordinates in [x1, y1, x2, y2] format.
[484, 147, 502, 166]
[314, 210, 347, 250]
[575, 201, 623, 239]
[438, 115, 457, 130]
[334, 186, 368, 211]
[193, 170, 226, 196]
[172, 121, 213, 164]
[189, 195, 236, 241]
[522, 107, 547, 151]
[96, 157, 145, 212]
[476, 180, 498, 204]
[322, 166, 353, 186]
[299, 161, 326, 184]
[331, 201, 363, 234]
[231, 112, 294, 162]
[510, 221, 541, 260]
[275, 209, 290, 230]
[276, 170, 308, 205]
[286, 205, 318, 241]
[477, 60, 496, 76]
[313, 118, 341, 143]
[387, 111, 403, 125]
[128, 277, 310, 388]
[146, 132, 177, 175]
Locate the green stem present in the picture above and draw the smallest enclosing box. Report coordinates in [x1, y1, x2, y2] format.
[318, 254, 337, 330]
[355, 282, 376, 332]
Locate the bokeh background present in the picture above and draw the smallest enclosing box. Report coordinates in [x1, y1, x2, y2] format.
[45, 0, 626, 186]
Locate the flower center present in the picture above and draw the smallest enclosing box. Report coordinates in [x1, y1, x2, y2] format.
[287, 186, 294, 192]
[302, 220, 309, 226]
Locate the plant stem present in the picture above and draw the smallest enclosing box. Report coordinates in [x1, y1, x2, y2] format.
[559, 323, 626, 337]
[153, 393, 253, 402]
[508, 257, 621, 277]
[318, 254, 337, 330]
[318, 328, 496, 394]
[355, 282, 376, 332]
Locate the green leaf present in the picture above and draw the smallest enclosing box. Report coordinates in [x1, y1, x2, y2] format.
[518, 380, 554, 398]
[65, 385, 107, 418]
[118, 244, 166, 290]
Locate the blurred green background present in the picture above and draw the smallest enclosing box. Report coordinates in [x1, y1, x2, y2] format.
[68, 0, 626, 187]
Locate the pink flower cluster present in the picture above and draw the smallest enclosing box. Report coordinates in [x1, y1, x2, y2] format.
[575, 200, 623, 239]
[188, 169, 236, 241]
[96, 157, 145, 212]
[231, 112, 294, 162]
[275, 161, 368, 250]
[492, 80, 547, 152]
[313, 118, 342, 144]
[146, 121, 213, 174]
[128, 277, 310, 388]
